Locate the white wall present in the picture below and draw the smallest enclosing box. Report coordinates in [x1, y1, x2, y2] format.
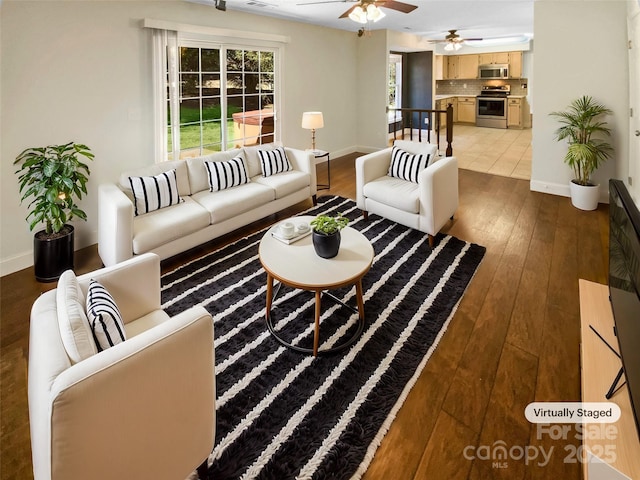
[355, 29, 389, 152]
[0, 1, 358, 275]
[531, 0, 630, 200]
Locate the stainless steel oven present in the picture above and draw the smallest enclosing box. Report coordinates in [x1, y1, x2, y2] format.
[476, 85, 510, 129]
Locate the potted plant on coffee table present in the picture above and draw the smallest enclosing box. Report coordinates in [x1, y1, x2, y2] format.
[310, 213, 349, 259]
[14, 142, 94, 282]
[549, 95, 613, 211]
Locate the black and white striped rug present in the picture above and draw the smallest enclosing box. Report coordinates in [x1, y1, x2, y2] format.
[161, 196, 486, 480]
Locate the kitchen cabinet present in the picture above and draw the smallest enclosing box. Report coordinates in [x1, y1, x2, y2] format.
[507, 96, 531, 128]
[442, 51, 524, 79]
[457, 96, 476, 124]
[435, 97, 457, 126]
[445, 55, 478, 79]
[508, 51, 523, 79]
[435, 55, 446, 80]
[478, 52, 510, 65]
[458, 55, 479, 79]
[507, 97, 522, 128]
[446, 56, 458, 79]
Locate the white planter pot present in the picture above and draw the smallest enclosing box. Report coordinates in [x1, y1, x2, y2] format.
[569, 181, 600, 211]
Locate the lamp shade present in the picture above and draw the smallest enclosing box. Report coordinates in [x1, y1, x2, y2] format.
[301, 112, 324, 130]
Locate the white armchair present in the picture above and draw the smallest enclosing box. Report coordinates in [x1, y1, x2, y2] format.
[28, 253, 215, 480]
[356, 140, 458, 246]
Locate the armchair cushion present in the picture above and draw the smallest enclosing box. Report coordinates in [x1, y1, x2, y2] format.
[86, 279, 127, 351]
[388, 146, 433, 183]
[363, 176, 420, 213]
[258, 147, 292, 177]
[128, 169, 183, 216]
[205, 157, 250, 192]
[57, 270, 97, 364]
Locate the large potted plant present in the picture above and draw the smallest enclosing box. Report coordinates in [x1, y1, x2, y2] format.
[549, 95, 613, 211]
[310, 214, 349, 259]
[14, 142, 94, 282]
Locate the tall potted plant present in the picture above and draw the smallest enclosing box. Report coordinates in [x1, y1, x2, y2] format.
[549, 95, 613, 211]
[14, 142, 94, 282]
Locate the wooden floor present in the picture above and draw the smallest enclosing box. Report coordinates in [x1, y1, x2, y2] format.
[0, 153, 609, 480]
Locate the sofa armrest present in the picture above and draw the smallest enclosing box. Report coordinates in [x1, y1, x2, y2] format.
[98, 183, 134, 267]
[78, 253, 161, 323]
[286, 147, 317, 195]
[355, 148, 392, 210]
[419, 156, 459, 233]
[44, 307, 215, 480]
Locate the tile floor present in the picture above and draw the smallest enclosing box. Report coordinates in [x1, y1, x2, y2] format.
[447, 124, 532, 180]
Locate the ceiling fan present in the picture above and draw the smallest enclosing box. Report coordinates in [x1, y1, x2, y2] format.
[429, 29, 484, 51]
[297, 0, 418, 22]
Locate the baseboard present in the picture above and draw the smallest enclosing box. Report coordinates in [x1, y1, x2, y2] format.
[1, 231, 98, 278]
[331, 146, 359, 158]
[530, 180, 610, 204]
[530, 180, 570, 198]
[0, 252, 33, 278]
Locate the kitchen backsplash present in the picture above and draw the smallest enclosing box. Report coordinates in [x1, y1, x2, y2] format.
[436, 79, 529, 96]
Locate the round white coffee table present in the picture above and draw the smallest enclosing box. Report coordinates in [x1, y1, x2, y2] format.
[259, 215, 374, 356]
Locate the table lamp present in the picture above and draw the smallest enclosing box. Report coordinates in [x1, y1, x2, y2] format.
[301, 111, 324, 151]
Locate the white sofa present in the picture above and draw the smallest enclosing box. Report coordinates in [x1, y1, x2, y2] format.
[28, 253, 215, 480]
[355, 140, 458, 246]
[99, 144, 317, 267]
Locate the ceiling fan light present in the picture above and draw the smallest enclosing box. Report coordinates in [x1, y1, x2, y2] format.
[444, 42, 454, 51]
[368, 5, 385, 22]
[454, 42, 462, 50]
[349, 6, 367, 24]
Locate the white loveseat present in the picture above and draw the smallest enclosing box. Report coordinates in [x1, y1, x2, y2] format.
[28, 253, 215, 480]
[355, 140, 458, 246]
[99, 144, 317, 267]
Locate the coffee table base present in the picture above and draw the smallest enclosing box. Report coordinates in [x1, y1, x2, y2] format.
[265, 281, 365, 356]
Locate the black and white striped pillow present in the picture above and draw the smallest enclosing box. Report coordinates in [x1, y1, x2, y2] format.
[258, 147, 292, 177]
[86, 279, 126, 352]
[387, 146, 431, 183]
[128, 169, 182, 216]
[205, 157, 250, 192]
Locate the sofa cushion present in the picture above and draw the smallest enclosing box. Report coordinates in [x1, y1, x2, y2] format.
[191, 182, 275, 224]
[363, 176, 420, 213]
[57, 270, 97, 364]
[388, 146, 432, 184]
[253, 170, 311, 199]
[205, 157, 250, 192]
[186, 149, 243, 194]
[128, 169, 183, 216]
[120, 159, 191, 197]
[243, 142, 283, 177]
[258, 147, 292, 177]
[86, 279, 127, 352]
[132, 196, 211, 254]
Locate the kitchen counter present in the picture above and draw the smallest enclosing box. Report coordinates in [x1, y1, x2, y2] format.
[435, 94, 528, 99]
[434, 94, 477, 100]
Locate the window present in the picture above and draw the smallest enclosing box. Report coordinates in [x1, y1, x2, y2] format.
[388, 54, 402, 123]
[159, 37, 279, 160]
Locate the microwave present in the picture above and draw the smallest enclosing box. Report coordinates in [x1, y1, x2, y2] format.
[478, 64, 509, 79]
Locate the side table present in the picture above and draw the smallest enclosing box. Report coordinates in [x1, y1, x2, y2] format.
[310, 149, 330, 190]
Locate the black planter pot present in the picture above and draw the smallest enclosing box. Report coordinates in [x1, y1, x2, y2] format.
[312, 230, 341, 259]
[34, 225, 74, 282]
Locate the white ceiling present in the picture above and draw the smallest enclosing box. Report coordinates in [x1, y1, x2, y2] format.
[188, 0, 534, 44]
